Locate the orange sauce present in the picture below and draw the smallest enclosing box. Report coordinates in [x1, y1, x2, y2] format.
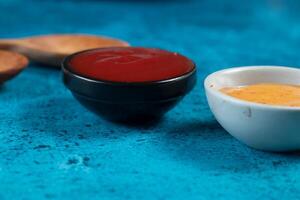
[220, 83, 300, 107]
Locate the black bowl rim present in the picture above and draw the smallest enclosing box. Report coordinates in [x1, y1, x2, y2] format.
[63, 66, 197, 102]
[62, 47, 197, 86]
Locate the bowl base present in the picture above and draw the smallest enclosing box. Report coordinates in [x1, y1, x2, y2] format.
[73, 93, 182, 123]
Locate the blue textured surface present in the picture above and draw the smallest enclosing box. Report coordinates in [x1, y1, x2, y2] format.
[1, 0, 300, 199]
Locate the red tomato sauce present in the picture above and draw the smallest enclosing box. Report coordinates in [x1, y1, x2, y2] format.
[68, 47, 195, 83]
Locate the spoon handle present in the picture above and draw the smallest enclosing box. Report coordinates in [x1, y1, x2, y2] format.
[0, 39, 21, 50]
[0, 39, 18, 49]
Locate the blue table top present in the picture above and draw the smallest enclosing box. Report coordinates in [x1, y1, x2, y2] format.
[1, 0, 300, 199]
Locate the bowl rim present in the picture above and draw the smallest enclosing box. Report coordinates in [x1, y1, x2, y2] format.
[204, 65, 300, 111]
[62, 47, 197, 86]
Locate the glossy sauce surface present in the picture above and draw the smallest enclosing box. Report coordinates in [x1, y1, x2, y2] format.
[68, 47, 194, 82]
[220, 83, 300, 107]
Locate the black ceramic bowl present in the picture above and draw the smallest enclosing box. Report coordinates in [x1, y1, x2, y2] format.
[62, 49, 197, 122]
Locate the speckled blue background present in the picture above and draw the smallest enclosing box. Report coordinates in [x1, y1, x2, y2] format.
[1, 0, 300, 199]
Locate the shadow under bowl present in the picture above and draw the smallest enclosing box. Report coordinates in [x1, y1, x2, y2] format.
[62, 60, 196, 123]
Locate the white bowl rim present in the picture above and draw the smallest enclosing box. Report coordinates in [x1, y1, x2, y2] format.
[204, 65, 300, 111]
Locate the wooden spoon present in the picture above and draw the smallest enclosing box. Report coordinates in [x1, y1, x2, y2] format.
[0, 50, 28, 83]
[0, 34, 129, 67]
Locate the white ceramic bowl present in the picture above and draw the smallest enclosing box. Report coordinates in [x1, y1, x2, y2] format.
[204, 66, 300, 151]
